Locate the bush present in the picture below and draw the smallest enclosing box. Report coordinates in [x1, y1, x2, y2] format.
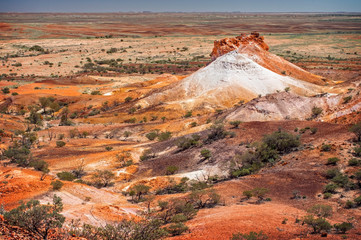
[31, 160, 49, 172]
[343, 96, 352, 104]
[130, 184, 151, 202]
[350, 122, 361, 142]
[184, 111, 192, 118]
[206, 123, 228, 143]
[124, 96, 133, 102]
[262, 130, 300, 154]
[166, 222, 189, 236]
[325, 168, 340, 179]
[303, 215, 332, 233]
[56, 141, 66, 148]
[311, 106, 323, 118]
[243, 190, 253, 199]
[308, 204, 332, 218]
[323, 193, 332, 199]
[177, 134, 201, 151]
[321, 144, 332, 152]
[51, 180, 64, 190]
[146, 131, 158, 141]
[326, 157, 340, 165]
[140, 149, 156, 161]
[91, 170, 115, 188]
[310, 127, 318, 134]
[348, 158, 360, 166]
[91, 90, 101, 95]
[323, 183, 338, 193]
[29, 45, 44, 52]
[1, 87, 10, 94]
[4, 195, 65, 240]
[200, 149, 211, 159]
[353, 147, 361, 157]
[334, 222, 353, 234]
[229, 120, 241, 128]
[157, 131, 172, 141]
[230, 231, 268, 240]
[354, 195, 361, 206]
[105, 146, 113, 151]
[166, 166, 179, 175]
[57, 171, 76, 181]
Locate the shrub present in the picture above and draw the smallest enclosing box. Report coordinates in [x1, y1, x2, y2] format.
[308, 204, 332, 218]
[262, 130, 300, 154]
[252, 187, 269, 203]
[243, 190, 253, 200]
[354, 195, 361, 206]
[321, 144, 332, 152]
[323, 183, 338, 193]
[310, 128, 318, 134]
[184, 111, 192, 118]
[206, 123, 228, 143]
[130, 184, 151, 202]
[229, 120, 241, 128]
[29, 45, 44, 52]
[303, 215, 332, 233]
[345, 200, 354, 209]
[124, 96, 133, 102]
[31, 160, 49, 172]
[343, 96, 352, 104]
[311, 106, 323, 118]
[140, 149, 156, 161]
[326, 157, 340, 165]
[57, 171, 76, 181]
[4, 195, 65, 240]
[334, 222, 353, 234]
[177, 134, 201, 151]
[323, 193, 332, 199]
[348, 158, 360, 166]
[331, 174, 349, 188]
[353, 147, 361, 157]
[56, 141, 66, 148]
[105, 146, 113, 151]
[157, 131, 172, 141]
[90, 90, 101, 95]
[51, 180, 64, 190]
[200, 149, 211, 159]
[166, 222, 189, 236]
[146, 131, 158, 141]
[230, 231, 268, 240]
[1, 87, 10, 94]
[188, 188, 220, 209]
[12, 92, 18, 96]
[325, 168, 340, 179]
[91, 170, 115, 188]
[166, 166, 179, 175]
[350, 122, 361, 142]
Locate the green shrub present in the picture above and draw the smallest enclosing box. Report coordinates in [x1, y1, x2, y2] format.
[1, 87, 10, 94]
[321, 144, 332, 152]
[323, 193, 332, 199]
[124, 96, 133, 103]
[343, 96, 352, 104]
[105, 146, 113, 151]
[323, 183, 338, 193]
[57, 171, 76, 181]
[230, 231, 268, 240]
[90, 90, 101, 95]
[354, 195, 361, 206]
[350, 122, 361, 142]
[157, 131, 172, 141]
[31, 160, 49, 172]
[146, 131, 158, 141]
[51, 180, 64, 190]
[56, 141, 66, 148]
[325, 168, 340, 179]
[177, 134, 201, 151]
[326, 157, 340, 165]
[310, 128, 318, 134]
[184, 111, 192, 118]
[303, 215, 332, 233]
[334, 222, 353, 234]
[311, 106, 323, 118]
[229, 120, 241, 129]
[354, 147, 361, 157]
[166, 222, 189, 236]
[166, 166, 179, 175]
[243, 190, 253, 199]
[262, 130, 300, 154]
[4, 195, 64, 240]
[200, 149, 211, 159]
[348, 158, 360, 166]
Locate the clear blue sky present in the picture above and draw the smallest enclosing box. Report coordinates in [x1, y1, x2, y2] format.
[0, 0, 360, 12]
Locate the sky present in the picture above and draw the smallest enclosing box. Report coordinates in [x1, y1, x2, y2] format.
[0, 0, 360, 13]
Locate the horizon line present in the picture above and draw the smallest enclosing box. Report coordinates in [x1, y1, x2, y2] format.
[1, 11, 361, 14]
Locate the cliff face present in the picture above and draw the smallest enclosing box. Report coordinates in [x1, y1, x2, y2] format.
[210, 32, 269, 61]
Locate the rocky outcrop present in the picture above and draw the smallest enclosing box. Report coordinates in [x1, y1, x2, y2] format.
[210, 32, 269, 61]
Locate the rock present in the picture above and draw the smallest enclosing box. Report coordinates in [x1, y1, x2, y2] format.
[210, 32, 269, 61]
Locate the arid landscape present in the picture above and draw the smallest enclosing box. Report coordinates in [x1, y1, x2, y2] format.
[0, 12, 361, 240]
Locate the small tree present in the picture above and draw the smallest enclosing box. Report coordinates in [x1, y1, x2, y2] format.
[130, 184, 151, 202]
[91, 170, 115, 188]
[4, 195, 65, 240]
[350, 122, 361, 142]
[229, 120, 241, 129]
[51, 180, 64, 190]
